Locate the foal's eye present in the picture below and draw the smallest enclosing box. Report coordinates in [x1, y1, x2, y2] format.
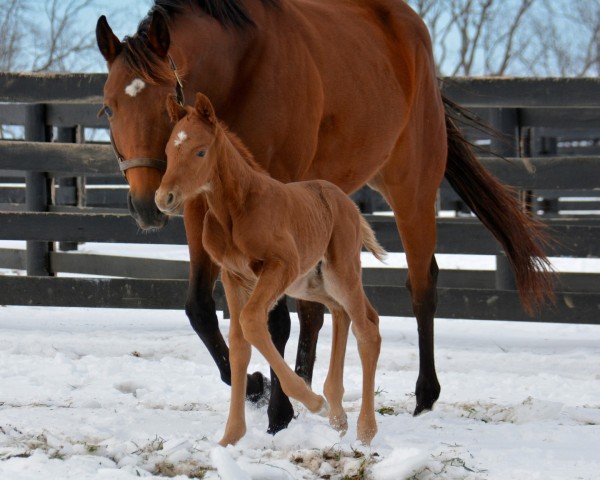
[104, 106, 113, 118]
[197, 150, 206, 158]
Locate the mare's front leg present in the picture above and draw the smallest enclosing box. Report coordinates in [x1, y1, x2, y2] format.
[241, 259, 326, 414]
[219, 271, 251, 446]
[184, 197, 266, 400]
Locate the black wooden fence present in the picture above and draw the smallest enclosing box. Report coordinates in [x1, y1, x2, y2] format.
[0, 74, 598, 323]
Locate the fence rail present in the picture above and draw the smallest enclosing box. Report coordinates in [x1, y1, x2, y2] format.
[1, 74, 599, 323]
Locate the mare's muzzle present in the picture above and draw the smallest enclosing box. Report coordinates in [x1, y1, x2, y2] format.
[128, 192, 168, 230]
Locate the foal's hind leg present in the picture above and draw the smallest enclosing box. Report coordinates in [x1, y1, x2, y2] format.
[240, 260, 326, 414]
[323, 306, 350, 434]
[339, 292, 381, 445]
[322, 251, 380, 444]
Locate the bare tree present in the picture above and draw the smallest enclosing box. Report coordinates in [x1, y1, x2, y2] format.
[0, 0, 99, 73]
[524, 0, 600, 77]
[30, 0, 98, 72]
[408, 0, 552, 76]
[0, 0, 28, 71]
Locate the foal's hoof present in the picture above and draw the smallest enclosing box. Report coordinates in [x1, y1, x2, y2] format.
[357, 420, 377, 446]
[413, 376, 441, 416]
[311, 396, 329, 417]
[246, 371, 269, 404]
[329, 412, 348, 434]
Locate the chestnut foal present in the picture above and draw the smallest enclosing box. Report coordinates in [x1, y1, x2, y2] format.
[156, 93, 385, 445]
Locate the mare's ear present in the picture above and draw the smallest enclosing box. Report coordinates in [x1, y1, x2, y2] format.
[146, 10, 170, 58]
[166, 94, 187, 123]
[96, 16, 122, 63]
[194, 93, 217, 126]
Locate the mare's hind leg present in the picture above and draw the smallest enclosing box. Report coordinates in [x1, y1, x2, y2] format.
[240, 259, 326, 414]
[323, 306, 350, 434]
[373, 177, 442, 415]
[295, 300, 325, 386]
[267, 298, 294, 434]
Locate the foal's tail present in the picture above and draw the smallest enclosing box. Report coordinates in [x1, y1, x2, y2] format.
[442, 95, 555, 315]
[359, 215, 387, 263]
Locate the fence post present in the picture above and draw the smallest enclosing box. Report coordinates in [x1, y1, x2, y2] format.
[24, 104, 52, 276]
[56, 126, 79, 251]
[489, 108, 519, 291]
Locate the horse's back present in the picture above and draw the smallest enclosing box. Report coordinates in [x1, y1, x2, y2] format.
[283, 0, 443, 192]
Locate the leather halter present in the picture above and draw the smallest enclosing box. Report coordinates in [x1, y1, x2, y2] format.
[103, 54, 185, 179]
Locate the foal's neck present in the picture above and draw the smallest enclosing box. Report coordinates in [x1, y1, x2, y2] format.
[205, 127, 268, 221]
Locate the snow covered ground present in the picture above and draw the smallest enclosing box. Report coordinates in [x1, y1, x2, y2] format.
[1, 306, 599, 479]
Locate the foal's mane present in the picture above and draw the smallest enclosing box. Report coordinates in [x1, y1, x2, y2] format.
[216, 121, 267, 175]
[121, 0, 278, 85]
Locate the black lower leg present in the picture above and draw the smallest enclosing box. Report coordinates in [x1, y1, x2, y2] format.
[407, 257, 441, 416]
[266, 297, 294, 434]
[186, 274, 266, 402]
[294, 300, 325, 386]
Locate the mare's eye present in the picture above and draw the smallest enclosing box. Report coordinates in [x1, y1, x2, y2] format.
[104, 106, 113, 117]
[197, 150, 206, 157]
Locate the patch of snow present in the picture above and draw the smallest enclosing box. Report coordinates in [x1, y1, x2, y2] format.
[0, 308, 599, 479]
[210, 447, 251, 480]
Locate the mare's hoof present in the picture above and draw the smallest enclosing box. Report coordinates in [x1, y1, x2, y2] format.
[246, 371, 269, 404]
[267, 396, 295, 435]
[413, 376, 441, 416]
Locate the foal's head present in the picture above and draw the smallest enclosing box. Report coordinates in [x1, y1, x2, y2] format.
[155, 93, 220, 215]
[96, 12, 177, 229]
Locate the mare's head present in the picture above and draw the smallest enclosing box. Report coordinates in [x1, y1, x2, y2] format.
[96, 11, 177, 230]
[156, 93, 219, 215]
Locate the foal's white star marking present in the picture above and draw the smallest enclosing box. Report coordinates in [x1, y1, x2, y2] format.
[174, 131, 188, 147]
[125, 78, 146, 97]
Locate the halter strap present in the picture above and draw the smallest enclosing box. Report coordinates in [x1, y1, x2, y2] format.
[108, 127, 167, 178]
[104, 54, 184, 180]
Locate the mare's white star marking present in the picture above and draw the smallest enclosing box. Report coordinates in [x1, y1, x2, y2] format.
[125, 78, 146, 97]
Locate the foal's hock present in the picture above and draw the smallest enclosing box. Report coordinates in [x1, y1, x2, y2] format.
[156, 93, 385, 446]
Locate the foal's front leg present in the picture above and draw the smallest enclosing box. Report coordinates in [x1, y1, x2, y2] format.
[241, 260, 327, 414]
[219, 271, 251, 446]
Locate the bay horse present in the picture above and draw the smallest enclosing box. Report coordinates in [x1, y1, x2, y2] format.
[157, 93, 386, 445]
[96, 0, 553, 433]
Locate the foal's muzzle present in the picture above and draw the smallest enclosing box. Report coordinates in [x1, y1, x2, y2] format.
[155, 189, 182, 216]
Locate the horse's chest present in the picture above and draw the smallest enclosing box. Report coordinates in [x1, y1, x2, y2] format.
[203, 214, 256, 277]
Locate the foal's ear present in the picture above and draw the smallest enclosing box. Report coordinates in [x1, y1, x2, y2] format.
[194, 93, 217, 126]
[166, 94, 186, 123]
[146, 10, 170, 58]
[96, 16, 122, 63]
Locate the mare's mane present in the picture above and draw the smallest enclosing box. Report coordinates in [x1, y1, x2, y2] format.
[120, 0, 278, 85]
